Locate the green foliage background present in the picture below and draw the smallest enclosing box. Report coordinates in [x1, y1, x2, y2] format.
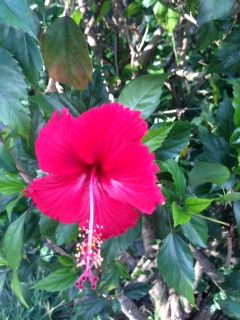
[0, 0, 240, 319]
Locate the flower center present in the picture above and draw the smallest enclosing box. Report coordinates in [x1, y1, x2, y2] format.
[74, 167, 103, 290]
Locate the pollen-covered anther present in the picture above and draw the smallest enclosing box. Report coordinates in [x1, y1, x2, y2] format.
[74, 224, 103, 290]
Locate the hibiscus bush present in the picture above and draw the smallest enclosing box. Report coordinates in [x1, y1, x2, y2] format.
[1, 0, 240, 319]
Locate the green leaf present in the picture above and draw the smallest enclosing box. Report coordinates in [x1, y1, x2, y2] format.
[74, 296, 111, 320]
[0, 48, 30, 137]
[143, 123, 173, 152]
[209, 28, 240, 75]
[231, 80, 240, 127]
[126, 3, 141, 17]
[181, 216, 208, 248]
[0, 25, 43, 87]
[10, 270, 28, 308]
[153, 2, 179, 33]
[142, 0, 157, 8]
[0, 0, 37, 37]
[57, 255, 74, 267]
[0, 271, 7, 293]
[124, 282, 152, 300]
[33, 267, 77, 292]
[42, 16, 92, 90]
[184, 198, 213, 214]
[196, 20, 230, 50]
[118, 74, 166, 119]
[158, 233, 194, 304]
[4, 212, 26, 270]
[0, 142, 17, 173]
[71, 10, 82, 25]
[189, 162, 230, 186]
[217, 193, 240, 203]
[233, 201, 240, 235]
[197, 0, 234, 27]
[101, 262, 127, 291]
[0, 175, 24, 196]
[101, 222, 141, 262]
[39, 215, 58, 239]
[160, 159, 186, 199]
[198, 128, 229, 164]
[219, 297, 240, 319]
[6, 194, 21, 220]
[96, 0, 111, 21]
[0, 256, 7, 266]
[157, 121, 191, 160]
[216, 96, 234, 140]
[55, 224, 78, 246]
[30, 93, 79, 117]
[76, 69, 109, 108]
[172, 202, 190, 227]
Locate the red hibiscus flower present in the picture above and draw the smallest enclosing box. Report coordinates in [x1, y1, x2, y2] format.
[25, 103, 164, 289]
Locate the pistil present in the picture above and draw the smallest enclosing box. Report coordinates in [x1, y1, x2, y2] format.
[74, 168, 103, 290]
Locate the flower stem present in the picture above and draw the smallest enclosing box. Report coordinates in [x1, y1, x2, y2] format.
[192, 213, 230, 227]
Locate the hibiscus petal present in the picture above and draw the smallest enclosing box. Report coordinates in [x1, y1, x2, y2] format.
[102, 145, 165, 214]
[25, 173, 89, 224]
[71, 103, 147, 165]
[25, 172, 139, 240]
[78, 176, 139, 240]
[35, 109, 86, 175]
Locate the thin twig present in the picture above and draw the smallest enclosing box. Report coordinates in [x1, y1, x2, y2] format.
[118, 294, 146, 320]
[190, 245, 224, 283]
[46, 239, 73, 259]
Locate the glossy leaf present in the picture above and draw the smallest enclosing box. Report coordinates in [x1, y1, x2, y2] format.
[143, 123, 173, 152]
[0, 142, 17, 173]
[172, 202, 190, 227]
[0, 25, 43, 87]
[219, 297, 240, 319]
[184, 198, 213, 214]
[10, 270, 28, 308]
[55, 224, 78, 246]
[101, 262, 128, 291]
[39, 215, 58, 239]
[0, 0, 37, 37]
[157, 121, 191, 160]
[197, 0, 234, 27]
[74, 295, 111, 320]
[101, 222, 140, 263]
[0, 175, 24, 196]
[198, 129, 229, 165]
[0, 48, 30, 137]
[4, 213, 26, 270]
[216, 96, 234, 140]
[181, 216, 208, 248]
[118, 74, 166, 119]
[124, 282, 152, 300]
[33, 267, 77, 291]
[158, 233, 194, 304]
[76, 69, 109, 108]
[30, 93, 79, 117]
[161, 159, 186, 199]
[209, 28, 240, 75]
[42, 16, 92, 90]
[189, 162, 230, 186]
